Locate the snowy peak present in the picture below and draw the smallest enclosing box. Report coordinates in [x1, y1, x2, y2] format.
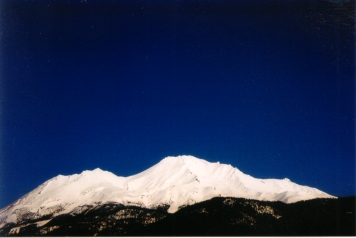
[0, 155, 336, 226]
[150, 155, 241, 182]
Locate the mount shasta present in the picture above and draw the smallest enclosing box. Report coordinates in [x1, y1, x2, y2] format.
[0, 155, 335, 228]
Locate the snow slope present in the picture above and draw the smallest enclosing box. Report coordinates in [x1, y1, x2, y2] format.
[0, 155, 335, 227]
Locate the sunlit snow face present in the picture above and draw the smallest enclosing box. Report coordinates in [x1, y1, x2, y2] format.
[0, 155, 335, 228]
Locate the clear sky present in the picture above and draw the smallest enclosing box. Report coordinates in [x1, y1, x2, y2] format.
[0, 0, 354, 208]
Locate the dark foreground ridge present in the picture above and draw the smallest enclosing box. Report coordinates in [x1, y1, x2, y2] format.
[1, 196, 355, 236]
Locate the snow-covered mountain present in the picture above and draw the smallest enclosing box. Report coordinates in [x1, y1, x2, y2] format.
[0, 155, 335, 227]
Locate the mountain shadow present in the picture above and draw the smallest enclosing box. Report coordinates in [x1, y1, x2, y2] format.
[135, 196, 355, 236]
[1, 196, 354, 236]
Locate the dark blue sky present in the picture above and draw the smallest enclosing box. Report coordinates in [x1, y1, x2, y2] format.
[0, 0, 354, 208]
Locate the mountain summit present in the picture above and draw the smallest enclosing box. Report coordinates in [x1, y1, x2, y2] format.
[0, 155, 335, 227]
